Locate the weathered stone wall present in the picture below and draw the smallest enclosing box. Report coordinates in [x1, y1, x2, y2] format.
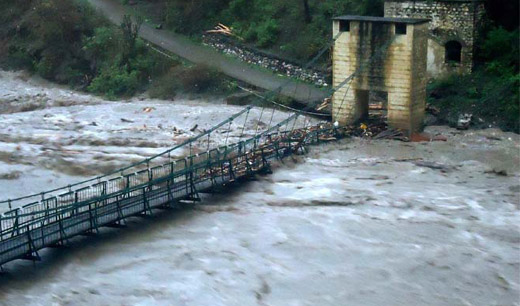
[384, 0, 485, 77]
[332, 19, 428, 133]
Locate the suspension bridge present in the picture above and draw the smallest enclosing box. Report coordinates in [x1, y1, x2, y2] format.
[0, 106, 344, 268]
[0, 2, 405, 269]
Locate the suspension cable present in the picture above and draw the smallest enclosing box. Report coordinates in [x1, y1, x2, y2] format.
[267, 107, 276, 130]
[236, 85, 330, 117]
[254, 107, 265, 136]
[2, 28, 387, 206]
[239, 108, 250, 141]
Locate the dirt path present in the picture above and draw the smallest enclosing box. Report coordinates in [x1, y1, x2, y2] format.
[86, 0, 329, 105]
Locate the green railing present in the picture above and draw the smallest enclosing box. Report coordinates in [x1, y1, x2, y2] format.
[0, 116, 339, 266]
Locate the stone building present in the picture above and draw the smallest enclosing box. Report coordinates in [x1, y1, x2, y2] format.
[384, 0, 485, 76]
[332, 16, 429, 133]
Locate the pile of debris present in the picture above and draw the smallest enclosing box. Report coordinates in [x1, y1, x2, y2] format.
[202, 34, 329, 87]
[338, 121, 408, 141]
[324, 119, 447, 142]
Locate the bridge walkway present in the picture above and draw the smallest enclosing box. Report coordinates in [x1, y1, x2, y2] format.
[0, 107, 341, 267]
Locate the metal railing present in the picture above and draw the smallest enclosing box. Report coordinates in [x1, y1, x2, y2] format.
[0, 114, 340, 266]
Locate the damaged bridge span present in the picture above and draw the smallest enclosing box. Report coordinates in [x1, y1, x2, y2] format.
[0, 106, 342, 268]
[0, 9, 431, 269]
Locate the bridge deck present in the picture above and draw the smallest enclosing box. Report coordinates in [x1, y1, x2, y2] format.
[0, 125, 340, 267]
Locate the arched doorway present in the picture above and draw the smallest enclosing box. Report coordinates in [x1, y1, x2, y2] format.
[445, 40, 462, 63]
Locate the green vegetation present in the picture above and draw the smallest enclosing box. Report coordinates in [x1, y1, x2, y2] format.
[0, 0, 233, 99]
[149, 64, 235, 99]
[428, 27, 519, 132]
[139, 0, 518, 131]
[1, 0, 105, 85]
[0, 0, 171, 98]
[1, 0, 518, 131]
[156, 0, 383, 61]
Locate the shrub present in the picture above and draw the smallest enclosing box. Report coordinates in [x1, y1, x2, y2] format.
[1, 1, 164, 97]
[428, 71, 519, 132]
[255, 19, 280, 48]
[164, 0, 229, 34]
[148, 65, 180, 99]
[428, 24, 519, 133]
[149, 64, 233, 99]
[88, 63, 140, 98]
[178, 64, 223, 93]
[83, 26, 121, 65]
[5, 45, 34, 70]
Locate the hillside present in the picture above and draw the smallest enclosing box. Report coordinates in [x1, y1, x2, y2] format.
[0, 0, 518, 131]
[127, 0, 519, 131]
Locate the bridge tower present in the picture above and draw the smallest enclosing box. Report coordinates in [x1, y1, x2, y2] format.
[331, 16, 429, 133]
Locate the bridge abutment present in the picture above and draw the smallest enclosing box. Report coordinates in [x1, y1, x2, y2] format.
[332, 16, 429, 134]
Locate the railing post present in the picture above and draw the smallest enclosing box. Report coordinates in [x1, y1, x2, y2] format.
[228, 159, 235, 181]
[166, 178, 173, 207]
[115, 194, 125, 225]
[41, 217, 45, 247]
[207, 153, 215, 187]
[73, 191, 79, 216]
[25, 225, 40, 262]
[57, 209, 66, 246]
[96, 181, 106, 232]
[142, 187, 152, 215]
[219, 150, 226, 180]
[184, 158, 189, 197]
[13, 209, 19, 237]
[42, 193, 49, 225]
[245, 153, 252, 176]
[189, 154, 195, 195]
[0, 214, 3, 242]
[125, 175, 130, 199]
[87, 199, 95, 234]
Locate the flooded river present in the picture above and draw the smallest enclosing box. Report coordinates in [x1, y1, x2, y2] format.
[0, 70, 518, 305]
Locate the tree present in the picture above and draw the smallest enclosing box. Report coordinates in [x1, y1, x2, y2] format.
[302, 0, 312, 23]
[120, 14, 143, 68]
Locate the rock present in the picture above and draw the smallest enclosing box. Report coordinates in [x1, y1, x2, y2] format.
[426, 103, 440, 115]
[414, 161, 455, 172]
[485, 169, 508, 177]
[457, 113, 473, 130]
[424, 114, 439, 126]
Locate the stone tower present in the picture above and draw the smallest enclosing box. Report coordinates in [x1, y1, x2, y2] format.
[384, 0, 485, 77]
[332, 16, 429, 134]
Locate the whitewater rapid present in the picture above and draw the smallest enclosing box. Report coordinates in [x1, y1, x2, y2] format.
[0, 70, 518, 306]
